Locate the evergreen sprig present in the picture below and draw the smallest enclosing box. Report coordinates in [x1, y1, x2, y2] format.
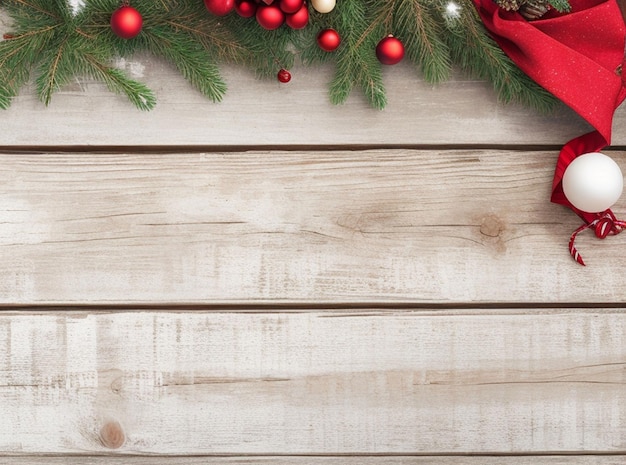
[0, 0, 569, 111]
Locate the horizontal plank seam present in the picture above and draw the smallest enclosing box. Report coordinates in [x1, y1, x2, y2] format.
[0, 302, 625, 313]
[1, 452, 626, 458]
[1, 144, 625, 154]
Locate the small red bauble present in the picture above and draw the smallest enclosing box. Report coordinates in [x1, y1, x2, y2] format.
[277, 69, 291, 83]
[204, 0, 236, 16]
[317, 28, 340, 52]
[110, 6, 143, 39]
[256, 4, 285, 29]
[286, 3, 308, 29]
[279, 0, 304, 13]
[376, 35, 405, 65]
[235, 0, 257, 17]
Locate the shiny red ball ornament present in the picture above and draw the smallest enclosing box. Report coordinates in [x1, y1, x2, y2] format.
[277, 69, 291, 83]
[256, 4, 285, 29]
[110, 5, 143, 39]
[286, 3, 308, 29]
[317, 28, 340, 52]
[279, 0, 304, 13]
[376, 35, 405, 65]
[235, 0, 257, 17]
[204, 0, 236, 16]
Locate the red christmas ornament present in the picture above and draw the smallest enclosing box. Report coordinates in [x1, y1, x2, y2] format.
[235, 0, 257, 17]
[317, 28, 340, 52]
[204, 0, 236, 16]
[277, 69, 292, 83]
[279, 0, 304, 13]
[256, 4, 285, 29]
[286, 3, 309, 29]
[110, 5, 143, 40]
[376, 36, 405, 65]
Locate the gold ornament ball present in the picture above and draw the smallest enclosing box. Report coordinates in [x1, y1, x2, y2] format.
[311, 0, 336, 13]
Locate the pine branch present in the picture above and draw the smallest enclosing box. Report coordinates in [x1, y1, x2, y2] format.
[325, 0, 386, 109]
[443, 0, 558, 113]
[140, 26, 227, 102]
[389, 0, 452, 83]
[35, 28, 72, 106]
[79, 53, 156, 110]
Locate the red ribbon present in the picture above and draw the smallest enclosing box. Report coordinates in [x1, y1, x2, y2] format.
[473, 0, 626, 264]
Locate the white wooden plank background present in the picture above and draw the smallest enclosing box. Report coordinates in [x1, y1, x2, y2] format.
[0, 61, 604, 147]
[1, 310, 625, 455]
[2, 149, 626, 304]
[1, 18, 626, 463]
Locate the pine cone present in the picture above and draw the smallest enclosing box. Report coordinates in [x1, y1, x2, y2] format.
[494, 0, 524, 10]
[519, 0, 550, 19]
[493, 0, 551, 18]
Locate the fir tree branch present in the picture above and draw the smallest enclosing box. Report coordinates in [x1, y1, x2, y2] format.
[140, 26, 227, 102]
[36, 31, 71, 106]
[80, 53, 156, 110]
[443, 0, 557, 112]
[391, 0, 452, 83]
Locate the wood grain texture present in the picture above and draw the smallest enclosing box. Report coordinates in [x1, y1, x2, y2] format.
[1, 457, 625, 465]
[2, 150, 626, 304]
[1, 310, 625, 454]
[0, 57, 605, 147]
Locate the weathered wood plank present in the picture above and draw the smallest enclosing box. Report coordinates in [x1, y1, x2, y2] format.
[1, 456, 625, 464]
[2, 150, 626, 304]
[0, 58, 605, 147]
[0, 310, 625, 454]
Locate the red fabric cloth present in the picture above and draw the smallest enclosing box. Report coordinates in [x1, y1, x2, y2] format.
[472, 0, 626, 224]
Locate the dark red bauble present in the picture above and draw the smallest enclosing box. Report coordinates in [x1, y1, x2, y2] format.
[376, 35, 405, 65]
[285, 3, 308, 29]
[235, 0, 257, 17]
[279, 0, 304, 13]
[317, 28, 340, 52]
[256, 4, 285, 29]
[277, 68, 291, 83]
[204, 0, 236, 16]
[110, 6, 143, 39]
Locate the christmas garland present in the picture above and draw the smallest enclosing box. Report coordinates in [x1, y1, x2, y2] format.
[0, 0, 570, 111]
[4, 0, 626, 266]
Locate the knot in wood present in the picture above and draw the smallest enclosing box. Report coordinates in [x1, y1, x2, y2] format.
[480, 215, 504, 238]
[99, 421, 125, 449]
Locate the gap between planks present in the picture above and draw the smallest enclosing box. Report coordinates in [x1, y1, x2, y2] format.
[2, 303, 626, 314]
[2, 144, 626, 155]
[1, 454, 626, 464]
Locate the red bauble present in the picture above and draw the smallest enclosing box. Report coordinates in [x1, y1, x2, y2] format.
[110, 6, 143, 39]
[256, 4, 285, 30]
[317, 28, 340, 52]
[279, 0, 304, 13]
[277, 69, 291, 83]
[286, 3, 308, 29]
[204, 0, 236, 16]
[235, 0, 257, 17]
[376, 36, 405, 65]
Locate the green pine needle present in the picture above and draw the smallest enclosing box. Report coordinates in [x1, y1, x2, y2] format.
[0, 0, 570, 112]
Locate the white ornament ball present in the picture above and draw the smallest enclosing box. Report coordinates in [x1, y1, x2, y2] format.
[562, 152, 623, 213]
[311, 0, 336, 13]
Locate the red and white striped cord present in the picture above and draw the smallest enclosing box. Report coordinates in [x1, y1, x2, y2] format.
[569, 210, 626, 266]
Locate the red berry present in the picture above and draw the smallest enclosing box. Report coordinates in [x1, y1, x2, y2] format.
[286, 3, 309, 29]
[235, 0, 257, 17]
[376, 36, 405, 65]
[317, 28, 340, 52]
[110, 6, 143, 40]
[204, 0, 236, 16]
[277, 69, 291, 83]
[279, 0, 304, 13]
[256, 4, 285, 30]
